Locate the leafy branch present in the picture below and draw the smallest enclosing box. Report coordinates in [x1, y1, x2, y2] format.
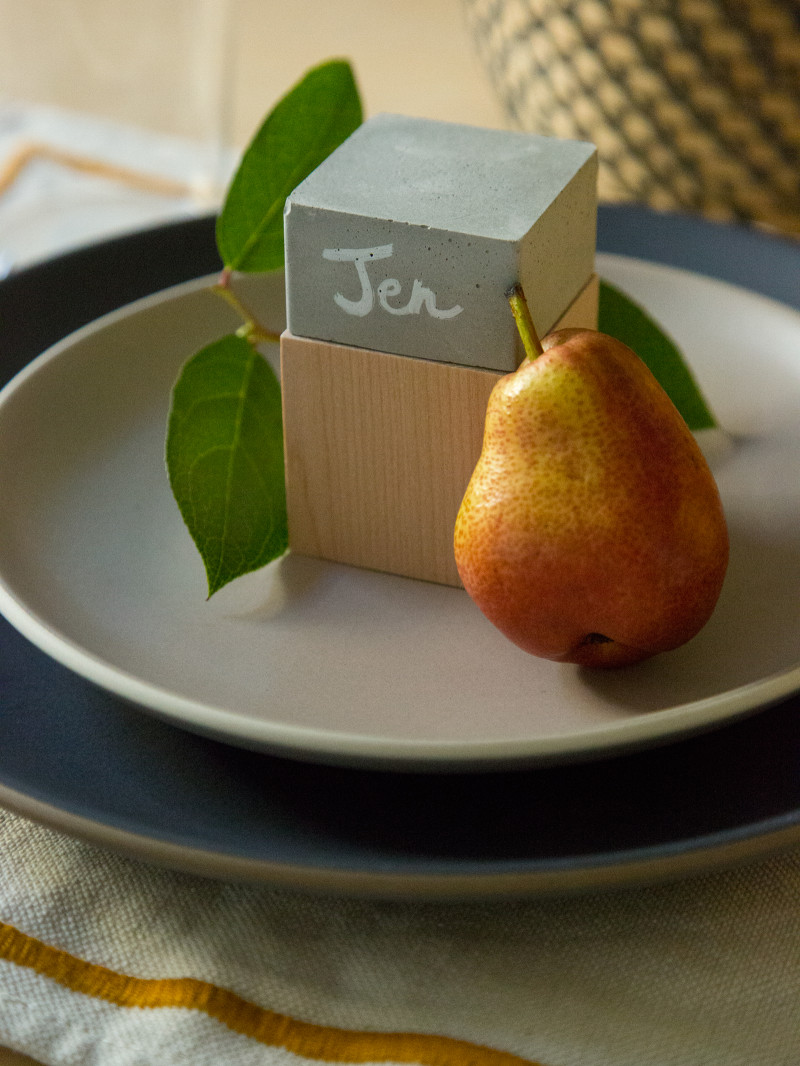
[166, 59, 363, 597]
[166, 57, 715, 598]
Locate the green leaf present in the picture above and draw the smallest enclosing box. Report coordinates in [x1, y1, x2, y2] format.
[166, 334, 288, 596]
[599, 279, 716, 430]
[216, 59, 363, 273]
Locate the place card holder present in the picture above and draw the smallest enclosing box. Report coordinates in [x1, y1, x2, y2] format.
[280, 114, 599, 585]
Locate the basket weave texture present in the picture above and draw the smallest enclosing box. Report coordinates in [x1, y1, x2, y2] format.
[462, 0, 800, 233]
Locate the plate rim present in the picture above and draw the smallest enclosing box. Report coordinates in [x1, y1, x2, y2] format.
[4, 773, 800, 897]
[2, 561, 800, 769]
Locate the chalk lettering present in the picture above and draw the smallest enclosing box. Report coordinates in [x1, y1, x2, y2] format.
[321, 244, 394, 317]
[321, 244, 463, 320]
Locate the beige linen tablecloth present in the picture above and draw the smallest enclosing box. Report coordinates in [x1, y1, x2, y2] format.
[1, 807, 800, 1065]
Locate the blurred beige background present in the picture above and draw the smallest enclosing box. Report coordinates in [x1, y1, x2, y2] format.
[0, 0, 506, 149]
[230, 0, 507, 139]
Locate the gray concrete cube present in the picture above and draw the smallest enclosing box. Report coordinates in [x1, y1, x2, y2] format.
[284, 114, 597, 371]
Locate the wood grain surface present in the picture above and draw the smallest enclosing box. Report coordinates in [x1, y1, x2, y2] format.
[281, 275, 597, 586]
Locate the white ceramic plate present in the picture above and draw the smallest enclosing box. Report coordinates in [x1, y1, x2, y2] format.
[0, 253, 799, 770]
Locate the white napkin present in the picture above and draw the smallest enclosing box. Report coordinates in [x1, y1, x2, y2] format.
[2, 807, 800, 1066]
[0, 100, 233, 275]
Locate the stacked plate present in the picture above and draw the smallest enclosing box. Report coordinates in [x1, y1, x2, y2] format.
[0, 206, 799, 897]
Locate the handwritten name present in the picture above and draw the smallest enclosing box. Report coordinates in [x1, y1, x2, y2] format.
[322, 244, 463, 320]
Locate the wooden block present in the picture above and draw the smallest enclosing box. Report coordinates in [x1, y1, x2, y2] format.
[281, 274, 599, 587]
[282, 332, 494, 586]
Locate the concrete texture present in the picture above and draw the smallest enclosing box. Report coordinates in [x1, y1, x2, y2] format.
[285, 114, 597, 370]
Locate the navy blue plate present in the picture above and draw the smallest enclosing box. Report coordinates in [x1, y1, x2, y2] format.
[1, 205, 799, 896]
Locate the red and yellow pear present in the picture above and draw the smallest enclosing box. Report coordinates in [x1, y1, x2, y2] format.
[454, 286, 729, 668]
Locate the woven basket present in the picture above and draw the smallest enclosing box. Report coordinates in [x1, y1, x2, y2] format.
[462, 0, 800, 234]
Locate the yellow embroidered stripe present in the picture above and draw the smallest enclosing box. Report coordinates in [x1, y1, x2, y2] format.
[0, 921, 542, 1066]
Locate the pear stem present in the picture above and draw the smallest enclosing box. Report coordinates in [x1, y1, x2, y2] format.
[506, 283, 543, 362]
